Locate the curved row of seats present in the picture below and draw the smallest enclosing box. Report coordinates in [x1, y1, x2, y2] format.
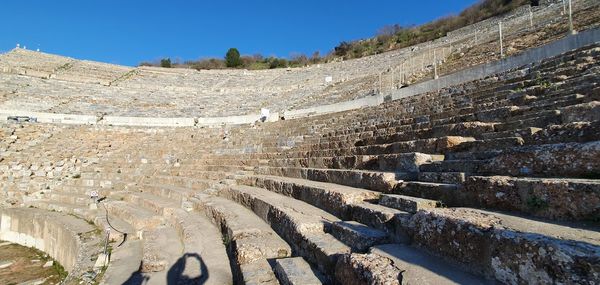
[0, 43, 596, 284]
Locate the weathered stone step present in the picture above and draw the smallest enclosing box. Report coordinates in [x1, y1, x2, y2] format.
[120, 189, 237, 283]
[139, 226, 183, 274]
[28, 200, 91, 218]
[237, 175, 381, 218]
[463, 175, 600, 221]
[417, 171, 466, 184]
[224, 184, 350, 279]
[267, 152, 442, 173]
[478, 141, 600, 178]
[409, 207, 600, 283]
[191, 193, 292, 284]
[330, 221, 389, 252]
[371, 244, 492, 284]
[257, 166, 405, 192]
[397, 181, 460, 206]
[238, 175, 412, 242]
[379, 194, 441, 213]
[48, 191, 91, 206]
[419, 160, 482, 173]
[101, 239, 144, 285]
[103, 201, 164, 230]
[274, 257, 324, 285]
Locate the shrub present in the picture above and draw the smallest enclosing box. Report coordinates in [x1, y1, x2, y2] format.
[160, 58, 172, 68]
[334, 41, 352, 57]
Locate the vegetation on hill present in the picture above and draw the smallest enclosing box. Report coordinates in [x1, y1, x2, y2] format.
[140, 0, 535, 70]
[225, 48, 242, 67]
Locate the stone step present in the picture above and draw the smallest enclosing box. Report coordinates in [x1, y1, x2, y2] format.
[139, 226, 183, 274]
[409, 207, 600, 283]
[257, 166, 405, 192]
[121, 190, 234, 283]
[463, 175, 600, 221]
[48, 192, 91, 206]
[238, 175, 412, 242]
[478, 141, 600, 178]
[418, 172, 467, 184]
[164, 208, 233, 284]
[397, 181, 460, 206]
[101, 239, 144, 285]
[419, 160, 482, 173]
[379, 194, 441, 213]
[237, 175, 381, 217]
[266, 152, 442, 173]
[27, 200, 92, 218]
[330, 221, 389, 252]
[190, 193, 292, 283]
[103, 200, 164, 231]
[274, 257, 324, 285]
[371, 244, 491, 284]
[224, 184, 350, 279]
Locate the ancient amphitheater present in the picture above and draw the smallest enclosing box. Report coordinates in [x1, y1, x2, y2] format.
[1, 0, 600, 284]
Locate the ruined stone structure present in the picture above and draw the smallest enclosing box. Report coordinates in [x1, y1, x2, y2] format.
[1, 2, 599, 285]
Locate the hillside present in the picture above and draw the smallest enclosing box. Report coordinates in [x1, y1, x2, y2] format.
[143, 0, 537, 70]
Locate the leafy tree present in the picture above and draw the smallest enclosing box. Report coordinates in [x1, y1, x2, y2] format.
[225, 48, 242, 68]
[160, 58, 172, 68]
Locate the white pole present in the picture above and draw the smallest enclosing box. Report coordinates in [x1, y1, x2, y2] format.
[391, 67, 395, 90]
[529, 6, 533, 28]
[379, 73, 382, 94]
[401, 62, 404, 85]
[499, 21, 504, 58]
[562, 0, 566, 15]
[433, 50, 438, 79]
[568, 0, 574, 34]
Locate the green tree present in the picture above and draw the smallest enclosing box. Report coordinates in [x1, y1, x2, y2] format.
[225, 48, 242, 68]
[160, 58, 172, 68]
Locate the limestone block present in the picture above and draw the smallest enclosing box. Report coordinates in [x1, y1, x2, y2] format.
[274, 257, 322, 285]
[561, 101, 600, 123]
[334, 253, 402, 285]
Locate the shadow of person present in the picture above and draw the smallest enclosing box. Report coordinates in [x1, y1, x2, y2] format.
[122, 266, 150, 285]
[167, 252, 209, 285]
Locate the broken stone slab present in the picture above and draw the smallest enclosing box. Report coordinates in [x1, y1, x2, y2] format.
[464, 176, 600, 221]
[273, 257, 323, 285]
[0, 260, 13, 269]
[418, 171, 466, 184]
[431, 121, 496, 138]
[330, 221, 389, 253]
[379, 194, 440, 214]
[408, 208, 600, 283]
[561, 101, 600, 123]
[240, 259, 279, 285]
[334, 253, 402, 285]
[375, 153, 437, 172]
[527, 121, 600, 145]
[479, 141, 600, 178]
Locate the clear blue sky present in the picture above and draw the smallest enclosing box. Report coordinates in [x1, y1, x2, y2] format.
[1, 0, 478, 66]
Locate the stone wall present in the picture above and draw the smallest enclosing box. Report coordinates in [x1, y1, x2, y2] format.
[0, 208, 93, 272]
